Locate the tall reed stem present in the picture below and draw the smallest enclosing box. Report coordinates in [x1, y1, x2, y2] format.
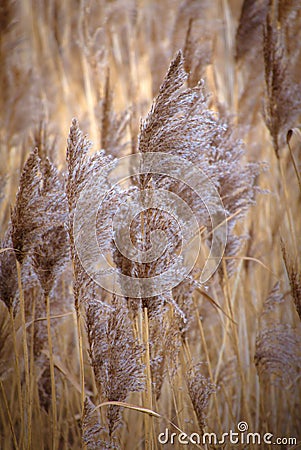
[9, 307, 24, 448]
[75, 305, 86, 449]
[45, 293, 57, 450]
[142, 307, 154, 450]
[16, 260, 31, 450]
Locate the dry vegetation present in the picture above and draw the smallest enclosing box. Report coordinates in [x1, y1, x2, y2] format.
[0, 0, 301, 449]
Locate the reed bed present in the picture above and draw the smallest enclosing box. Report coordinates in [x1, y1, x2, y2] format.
[0, 1, 300, 449]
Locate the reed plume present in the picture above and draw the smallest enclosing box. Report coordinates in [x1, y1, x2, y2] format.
[86, 296, 145, 438]
[0, 226, 18, 312]
[186, 363, 216, 432]
[11, 148, 41, 264]
[263, 1, 301, 157]
[255, 324, 301, 385]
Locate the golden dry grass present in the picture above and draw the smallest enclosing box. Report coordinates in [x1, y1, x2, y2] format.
[0, 1, 300, 449]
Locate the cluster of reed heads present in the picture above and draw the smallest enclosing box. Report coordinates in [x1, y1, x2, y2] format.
[0, 0, 300, 449]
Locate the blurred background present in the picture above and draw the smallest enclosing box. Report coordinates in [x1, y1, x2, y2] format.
[0, 1, 300, 449]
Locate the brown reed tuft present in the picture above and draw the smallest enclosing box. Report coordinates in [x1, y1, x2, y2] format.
[0, 226, 18, 312]
[66, 118, 113, 308]
[11, 148, 41, 264]
[263, 1, 301, 157]
[262, 281, 284, 315]
[186, 363, 216, 432]
[236, 0, 269, 61]
[255, 323, 301, 385]
[82, 397, 120, 449]
[86, 295, 145, 437]
[138, 50, 261, 281]
[30, 157, 69, 296]
[99, 70, 130, 157]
